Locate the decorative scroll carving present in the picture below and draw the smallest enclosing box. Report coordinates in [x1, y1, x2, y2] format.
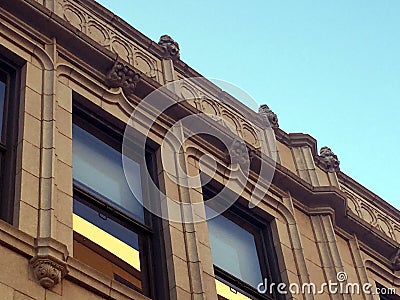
[105, 60, 140, 96]
[258, 104, 279, 128]
[319, 146, 340, 172]
[158, 35, 180, 60]
[30, 256, 68, 289]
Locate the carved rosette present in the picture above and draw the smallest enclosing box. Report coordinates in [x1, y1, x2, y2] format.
[105, 60, 140, 96]
[158, 35, 180, 60]
[30, 257, 68, 289]
[258, 104, 279, 128]
[319, 146, 340, 172]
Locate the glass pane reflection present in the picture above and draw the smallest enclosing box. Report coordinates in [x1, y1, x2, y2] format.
[206, 206, 263, 288]
[0, 74, 7, 140]
[72, 124, 144, 222]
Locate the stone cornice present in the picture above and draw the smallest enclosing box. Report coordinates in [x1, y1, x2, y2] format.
[272, 162, 399, 266]
[0, 0, 164, 98]
[274, 125, 399, 245]
[0, 0, 114, 71]
[274, 127, 318, 156]
[338, 171, 400, 220]
[72, 0, 165, 59]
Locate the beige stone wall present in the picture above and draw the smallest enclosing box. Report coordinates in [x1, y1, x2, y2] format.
[0, 1, 399, 300]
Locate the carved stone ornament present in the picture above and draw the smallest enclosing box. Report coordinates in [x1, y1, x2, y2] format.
[392, 248, 400, 271]
[158, 35, 180, 60]
[30, 256, 68, 289]
[229, 139, 251, 167]
[258, 104, 279, 128]
[105, 60, 141, 96]
[319, 146, 340, 172]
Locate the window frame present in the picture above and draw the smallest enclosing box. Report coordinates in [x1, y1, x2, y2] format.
[203, 187, 282, 300]
[0, 53, 22, 223]
[72, 100, 168, 299]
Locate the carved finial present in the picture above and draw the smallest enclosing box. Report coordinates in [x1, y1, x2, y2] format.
[392, 248, 400, 271]
[319, 146, 340, 172]
[30, 256, 68, 289]
[258, 104, 279, 128]
[105, 60, 140, 96]
[158, 35, 180, 60]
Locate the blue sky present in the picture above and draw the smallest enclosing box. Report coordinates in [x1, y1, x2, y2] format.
[96, 0, 400, 209]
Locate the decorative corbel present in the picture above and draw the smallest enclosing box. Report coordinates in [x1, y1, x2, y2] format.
[105, 60, 141, 96]
[158, 35, 180, 60]
[258, 104, 279, 128]
[30, 237, 69, 289]
[319, 146, 340, 172]
[30, 256, 68, 289]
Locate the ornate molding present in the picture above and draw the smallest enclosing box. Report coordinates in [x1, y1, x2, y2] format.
[30, 256, 68, 289]
[58, 0, 163, 82]
[258, 104, 279, 128]
[187, 96, 262, 149]
[158, 35, 180, 60]
[342, 185, 400, 244]
[105, 60, 140, 96]
[319, 146, 340, 172]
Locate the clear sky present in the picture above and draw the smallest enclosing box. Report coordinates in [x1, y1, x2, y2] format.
[96, 0, 400, 209]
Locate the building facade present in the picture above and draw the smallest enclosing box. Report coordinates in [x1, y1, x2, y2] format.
[0, 0, 399, 299]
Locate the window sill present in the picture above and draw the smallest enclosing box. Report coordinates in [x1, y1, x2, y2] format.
[0, 219, 35, 257]
[67, 256, 151, 300]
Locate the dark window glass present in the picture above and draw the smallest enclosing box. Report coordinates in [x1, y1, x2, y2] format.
[206, 206, 263, 288]
[0, 71, 6, 140]
[72, 124, 144, 222]
[0, 58, 19, 223]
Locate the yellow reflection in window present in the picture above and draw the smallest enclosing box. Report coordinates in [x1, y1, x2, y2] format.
[73, 214, 141, 271]
[216, 279, 252, 300]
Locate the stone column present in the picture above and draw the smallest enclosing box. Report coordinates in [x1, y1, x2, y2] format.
[157, 123, 217, 300]
[26, 39, 69, 290]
